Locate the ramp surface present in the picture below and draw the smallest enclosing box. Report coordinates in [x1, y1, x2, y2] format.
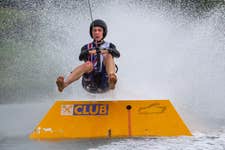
[30, 100, 191, 139]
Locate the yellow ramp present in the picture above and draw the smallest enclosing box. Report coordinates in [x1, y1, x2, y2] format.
[30, 100, 191, 139]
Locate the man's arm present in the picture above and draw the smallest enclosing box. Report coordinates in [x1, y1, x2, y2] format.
[79, 45, 89, 61]
[109, 43, 120, 58]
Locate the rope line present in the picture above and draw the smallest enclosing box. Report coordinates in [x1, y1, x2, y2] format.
[87, 0, 94, 22]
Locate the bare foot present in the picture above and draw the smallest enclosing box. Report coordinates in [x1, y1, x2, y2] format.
[108, 73, 117, 89]
[56, 76, 65, 92]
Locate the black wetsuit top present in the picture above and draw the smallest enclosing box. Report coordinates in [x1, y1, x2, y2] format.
[79, 41, 120, 61]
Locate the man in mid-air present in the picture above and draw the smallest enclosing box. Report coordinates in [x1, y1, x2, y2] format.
[56, 19, 120, 93]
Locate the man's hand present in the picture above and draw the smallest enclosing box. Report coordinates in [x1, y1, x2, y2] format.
[100, 49, 108, 54]
[88, 49, 109, 55]
[88, 50, 97, 54]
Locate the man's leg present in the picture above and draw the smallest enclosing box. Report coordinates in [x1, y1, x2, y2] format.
[56, 61, 93, 92]
[103, 53, 117, 89]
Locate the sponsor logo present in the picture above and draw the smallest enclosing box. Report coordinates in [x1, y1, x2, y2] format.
[74, 104, 108, 115]
[61, 104, 108, 116]
[61, 104, 73, 116]
[138, 103, 166, 115]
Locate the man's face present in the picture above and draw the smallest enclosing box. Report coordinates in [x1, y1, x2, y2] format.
[92, 26, 104, 42]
